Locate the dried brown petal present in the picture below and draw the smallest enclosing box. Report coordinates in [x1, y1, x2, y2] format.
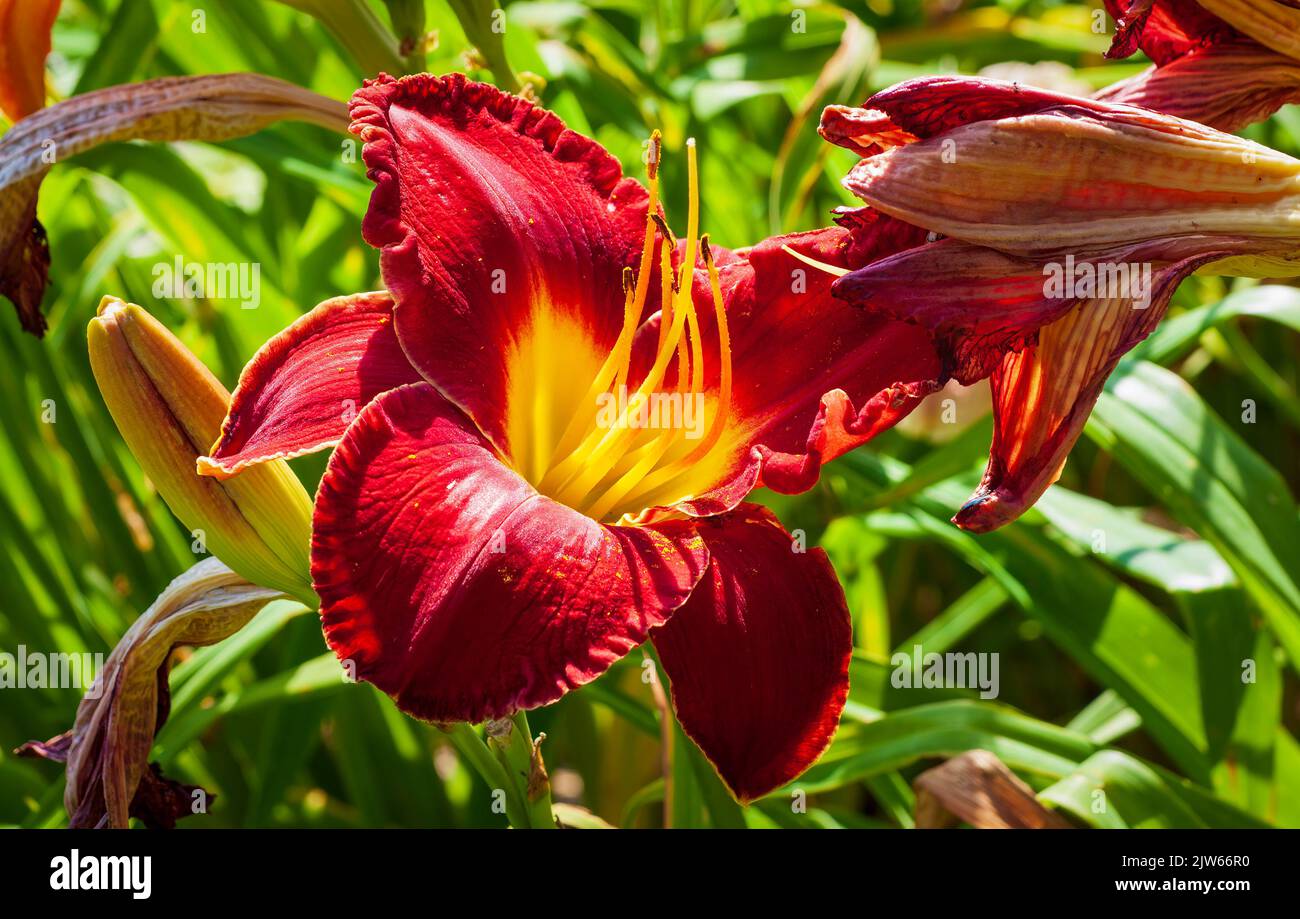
[23, 558, 283, 828]
[1, 73, 348, 335]
[915, 750, 1072, 829]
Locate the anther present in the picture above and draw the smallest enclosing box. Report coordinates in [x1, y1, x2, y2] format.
[651, 213, 674, 243]
[645, 130, 661, 181]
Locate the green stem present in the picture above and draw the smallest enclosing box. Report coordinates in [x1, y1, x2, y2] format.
[273, 0, 405, 77]
[445, 0, 521, 93]
[645, 645, 745, 828]
[487, 711, 556, 828]
[382, 0, 429, 71]
[443, 722, 529, 828]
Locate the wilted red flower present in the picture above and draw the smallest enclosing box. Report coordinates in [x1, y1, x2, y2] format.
[198, 73, 941, 800]
[1099, 0, 1300, 131]
[820, 76, 1300, 532]
[19, 559, 282, 828]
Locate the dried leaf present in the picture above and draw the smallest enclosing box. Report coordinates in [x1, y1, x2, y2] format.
[914, 749, 1073, 829]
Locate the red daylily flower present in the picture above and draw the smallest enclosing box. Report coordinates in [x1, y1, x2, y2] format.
[198, 73, 942, 801]
[820, 76, 1300, 532]
[1098, 0, 1300, 131]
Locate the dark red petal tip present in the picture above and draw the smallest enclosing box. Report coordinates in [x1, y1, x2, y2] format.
[652, 504, 852, 802]
[200, 291, 420, 478]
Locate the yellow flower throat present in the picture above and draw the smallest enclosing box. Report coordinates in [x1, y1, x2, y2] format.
[505, 135, 736, 524]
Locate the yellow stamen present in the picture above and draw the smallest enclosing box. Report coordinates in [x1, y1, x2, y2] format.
[524, 136, 735, 522]
[548, 251, 689, 508]
[535, 156, 665, 496]
[539, 133, 665, 483]
[781, 243, 850, 277]
[595, 236, 733, 517]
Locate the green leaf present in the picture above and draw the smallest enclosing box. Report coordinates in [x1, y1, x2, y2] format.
[790, 699, 1098, 795]
[1134, 284, 1300, 366]
[1035, 486, 1236, 594]
[1067, 690, 1141, 746]
[73, 0, 161, 94]
[894, 575, 1007, 656]
[1041, 750, 1267, 829]
[1090, 361, 1300, 675]
[1179, 589, 1280, 818]
[865, 498, 1211, 779]
[822, 516, 891, 655]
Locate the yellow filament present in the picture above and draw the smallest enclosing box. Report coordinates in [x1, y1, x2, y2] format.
[583, 244, 708, 521]
[539, 154, 663, 482]
[549, 244, 691, 508]
[597, 238, 732, 517]
[781, 243, 850, 277]
[524, 135, 734, 521]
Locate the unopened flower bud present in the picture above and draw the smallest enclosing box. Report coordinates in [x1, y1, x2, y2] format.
[87, 296, 315, 603]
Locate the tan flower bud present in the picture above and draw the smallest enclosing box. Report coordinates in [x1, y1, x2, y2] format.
[87, 296, 315, 604]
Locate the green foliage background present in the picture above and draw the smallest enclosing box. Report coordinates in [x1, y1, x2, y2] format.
[2, 0, 1298, 829]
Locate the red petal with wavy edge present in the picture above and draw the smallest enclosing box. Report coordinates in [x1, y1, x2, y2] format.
[312, 381, 709, 723]
[1103, 0, 1238, 63]
[820, 77, 1110, 159]
[651, 504, 851, 802]
[199, 292, 420, 479]
[350, 73, 651, 460]
[1097, 40, 1300, 132]
[818, 104, 920, 158]
[709, 228, 940, 499]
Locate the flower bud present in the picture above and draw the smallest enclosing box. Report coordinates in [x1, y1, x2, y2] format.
[87, 296, 315, 604]
[1198, 0, 1300, 61]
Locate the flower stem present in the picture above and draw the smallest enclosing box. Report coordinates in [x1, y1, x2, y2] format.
[272, 0, 405, 76]
[442, 722, 529, 828]
[487, 711, 556, 829]
[444, 0, 521, 93]
[380, 0, 429, 71]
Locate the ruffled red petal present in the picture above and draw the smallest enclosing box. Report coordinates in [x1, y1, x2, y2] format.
[710, 228, 941, 499]
[349, 73, 652, 460]
[820, 77, 1110, 159]
[652, 504, 851, 802]
[200, 292, 420, 478]
[1103, 0, 1238, 64]
[620, 223, 941, 522]
[312, 381, 709, 723]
